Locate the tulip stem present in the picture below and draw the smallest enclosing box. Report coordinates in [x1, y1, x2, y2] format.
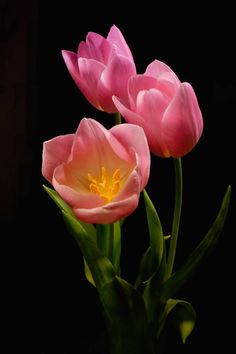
[166, 157, 183, 279]
[97, 224, 114, 263]
[115, 112, 122, 125]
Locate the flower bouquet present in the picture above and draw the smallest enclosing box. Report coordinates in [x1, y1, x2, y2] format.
[41, 25, 231, 354]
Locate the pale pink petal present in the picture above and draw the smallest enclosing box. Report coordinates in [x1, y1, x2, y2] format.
[71, 119, 133, 177]
[77, 58, 105, 109]
[113, 163, 141, 201]
[127, 75, 158, 110]
[113, 95, 170, 157]
[145, 59, 179, 78]
[107, 25, 134, 62]
[78, 32, 113, 65]
[99, 54, 136, 105]
[162, 82, 203, 157]
[73, 194, 139, 224]
[112, 95, 145, 126]
[136, 88, 169, 124]
[42, 134, 74, 183]
[61, 50, 81, 87]
[72, 167, 141, 224]
[110, 124, 150, 189]
[53, 171, 104, 209]
[156, 72, 180, 97]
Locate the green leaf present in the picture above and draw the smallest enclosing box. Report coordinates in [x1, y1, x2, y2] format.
[99, 276, 153, 354]
[143, 189, 164, 277]
[62, 211, 115, 289]
[43, 185, 96, 238]
[160, 185, 231, 302]
[83, 257, 96, 287]
[161, 299, 196, 343]
[135, 247, 152, 288]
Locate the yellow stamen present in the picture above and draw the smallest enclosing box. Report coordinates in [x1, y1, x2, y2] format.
[88, 167, 121, 203]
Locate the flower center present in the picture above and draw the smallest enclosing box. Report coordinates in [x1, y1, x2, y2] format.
[88, 167, 121, 203]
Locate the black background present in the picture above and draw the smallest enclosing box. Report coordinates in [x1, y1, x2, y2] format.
[1, 0, 235, 353]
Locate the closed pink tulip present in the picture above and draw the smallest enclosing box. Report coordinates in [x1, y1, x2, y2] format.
[62, 25, 136, 113]
[113, 60, 203, 157]
[42, 118, 150, 224]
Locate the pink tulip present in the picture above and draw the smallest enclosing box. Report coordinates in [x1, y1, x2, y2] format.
[62, 25, 136, 113]
[42, 118, 150, 224]
[113, 60, 203, 157]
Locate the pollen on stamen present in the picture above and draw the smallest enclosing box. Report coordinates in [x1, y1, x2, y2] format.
[88, 167, 121, 203]
[89, 183, 99, 194]
[88, 173, 97, 185]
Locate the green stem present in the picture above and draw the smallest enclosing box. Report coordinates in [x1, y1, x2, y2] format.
[115, 112, 122, 125]
[113, 221, 121, 275]
[97, 224, 114, 263]
[165, 157, 183, 279]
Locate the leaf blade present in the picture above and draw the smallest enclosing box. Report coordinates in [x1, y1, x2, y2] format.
[160, 185, 231, 302]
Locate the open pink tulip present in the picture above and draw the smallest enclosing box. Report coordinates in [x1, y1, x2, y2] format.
[62, 25, 136, 113]
[42, 118, 150, 224]
[113, 60, 203, 157]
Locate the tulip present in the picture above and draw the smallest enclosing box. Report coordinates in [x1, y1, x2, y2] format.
[62, 25, 136, 113]
[42, 118, 150, 224]
[113, 60, 203, 157]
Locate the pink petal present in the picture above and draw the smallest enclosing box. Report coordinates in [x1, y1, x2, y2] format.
[145, 59, 179, 78]
[61, 50, 81, 87]
[112, 95, 145, 126]
[136, 88, 169, 124]
[156, 72, 181, 97]
[78, 32, 113, 65]
[71, 118, 133, 177]
[162, 82, 203, 157]
[113, 95, 169, 157]
[73, 194, 139, 224]
[77, 58, 105, 110]
[42, 134, 74, 183]
[53, 166, 104, 209]
[127, 75, 158, 110]
[98, 54, 136, 106]
[72, 167, 140, 224]
[107, 25, 134, 62]
[110, 124, 150, 189]
[136, 89, 170, 156]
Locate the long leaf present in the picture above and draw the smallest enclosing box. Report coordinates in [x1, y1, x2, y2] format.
[142, 189, 164, 278]
[43, 185, 96, 237]
[62, 211, 115, 289]
[99, 276, 154, 354]
[83, 257, 96, 287]
[160, 185, 231, 302]
[158, 299, 196, 343]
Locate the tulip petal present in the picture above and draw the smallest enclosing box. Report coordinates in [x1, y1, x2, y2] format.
[113, 95, 169, 157]
[53, 170, 104, 209]
[42, 134, 74, 183]
[99, 55, 136, 107]
[78, 32, 113, 65]
[72, 167, 140, 225]
[77, 58, 105, 109]
[107, 25, 134, 62]
[145, 59, 179, 78]
[73, 193, 139, 224]
[144, 60, 180, 97]
[61, 50, 81, 87]
[110, 124, 150, 189]
[162, 82, 203, 157]
[71, 118, 133, 178]
[128, 75, 159, 110]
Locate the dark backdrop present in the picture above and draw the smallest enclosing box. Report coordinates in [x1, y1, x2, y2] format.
[1, 0, 235, 353]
